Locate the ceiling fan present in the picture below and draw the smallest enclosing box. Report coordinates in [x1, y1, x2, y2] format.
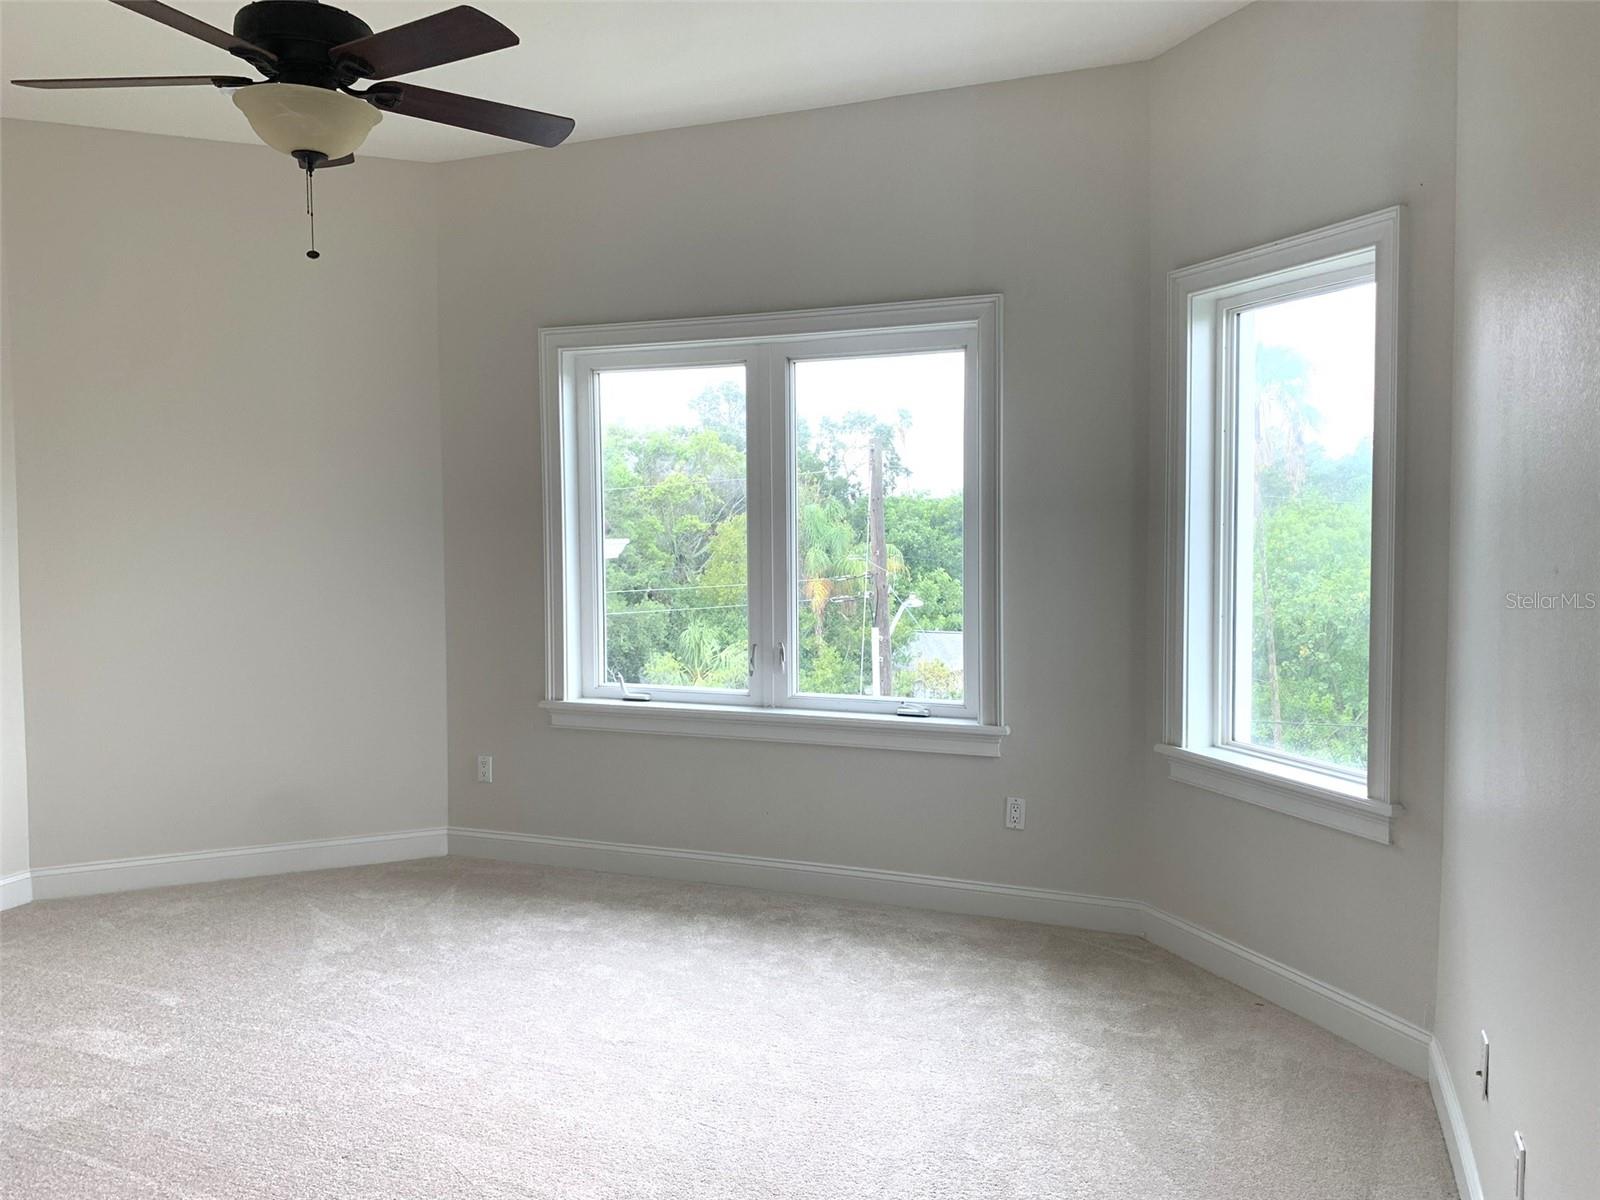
[12, 0, 575, 257]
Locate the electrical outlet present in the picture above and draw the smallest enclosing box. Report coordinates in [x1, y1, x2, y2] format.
[1513, 1131, 1526, 1200]
[1478, 1030, 1490, 1100]
[476, 754, 493, 784]
[1005, 796, 1025, 830]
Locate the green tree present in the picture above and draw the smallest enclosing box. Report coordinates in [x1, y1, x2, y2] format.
[602, 413, 747, 683]
[603, 382, 969, 702]
[1247, 343, 1371, 768]
[644, 622, 746, 689]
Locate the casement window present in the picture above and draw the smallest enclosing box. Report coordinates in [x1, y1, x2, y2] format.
[1161, 210, 1401, 842]
[541, 296, 1005, 756]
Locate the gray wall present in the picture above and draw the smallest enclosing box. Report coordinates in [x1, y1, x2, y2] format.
[1138, 0, 1458, 1028]
[0, 121, 447, 865]
[1434, 4, 1600, 1195]
[438, 66, 1152, 897]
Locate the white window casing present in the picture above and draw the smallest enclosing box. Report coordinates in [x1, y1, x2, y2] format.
[1162, 209, 1403, 843]
[541, 295, 1006, 757]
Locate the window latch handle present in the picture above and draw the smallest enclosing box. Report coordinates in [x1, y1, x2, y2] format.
[611, 669, 652, 703]
[778, 642, 787, 670]
[748, 643, 757, 674]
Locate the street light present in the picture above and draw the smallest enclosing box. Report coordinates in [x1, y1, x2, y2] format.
[871, 594, 923, 697]
[890, 593, 924, 639]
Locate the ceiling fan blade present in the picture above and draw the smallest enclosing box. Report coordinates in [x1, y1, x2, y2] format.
[319, 154, 355, 169]
[12, 74, 252, 89]
[331, 6, 516, 81]
[362, 82, 573, 148]
[109, 1, 275, 63]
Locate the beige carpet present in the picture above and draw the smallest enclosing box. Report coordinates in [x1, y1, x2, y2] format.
[1, 857, 1455, 1199]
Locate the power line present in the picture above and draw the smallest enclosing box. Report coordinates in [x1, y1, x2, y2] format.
[606, 582, 740, 596]
[603, 469, 843, 493]
[606, 572, 866, 597]
[606, 603, 747, 617]
[604, 476, 746, 493]
[1250, 720, 1367, 730]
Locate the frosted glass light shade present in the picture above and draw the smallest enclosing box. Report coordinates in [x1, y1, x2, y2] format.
[232, 83, 381, 159]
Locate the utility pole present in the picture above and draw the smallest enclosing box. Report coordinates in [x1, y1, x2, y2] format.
[869, 436, 891, 695]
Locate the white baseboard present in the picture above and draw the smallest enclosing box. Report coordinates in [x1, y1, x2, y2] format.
[24, 828, 448, 901]
[1429, 1037, 1483, 1200]
[448, 826, 1431, 1077]
[1140, 904, 1431, 1076]
[448, 826, 1147, 935]
[0, 870, 33, 911]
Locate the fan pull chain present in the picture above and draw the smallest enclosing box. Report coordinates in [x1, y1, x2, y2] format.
[304, 165, 320, 261]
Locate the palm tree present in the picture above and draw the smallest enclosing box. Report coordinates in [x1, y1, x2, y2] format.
[1254, 344, 1319, 498]
[797, 500, 906, 638]
[799, 501, 862, 637]
[676, 622, 743, 687]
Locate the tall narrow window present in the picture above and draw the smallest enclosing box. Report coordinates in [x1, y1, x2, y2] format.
[1164, 210, 1400, 843]
[1227, 283, 1375, 775]
[543, 297, 1003, 757]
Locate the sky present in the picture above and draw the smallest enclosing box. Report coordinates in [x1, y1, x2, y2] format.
[598, 350, 966, 497]
[1241, 280, 1376, 459]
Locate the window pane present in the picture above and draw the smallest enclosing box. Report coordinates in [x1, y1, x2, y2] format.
[792, 351, 965, 702]
[598, 364, 748, 691]
[1235, 282, 1375, 770]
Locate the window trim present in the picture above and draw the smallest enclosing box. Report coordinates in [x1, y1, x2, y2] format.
[540, 295, 1005, 756]
[1162, 209, 1402, 843]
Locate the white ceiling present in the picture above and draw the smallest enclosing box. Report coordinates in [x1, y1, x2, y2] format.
[0, 1, 1243, 162]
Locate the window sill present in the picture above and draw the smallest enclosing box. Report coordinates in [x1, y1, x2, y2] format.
[1154, 744, 1394, 844]
[543, 699, 1009, 757]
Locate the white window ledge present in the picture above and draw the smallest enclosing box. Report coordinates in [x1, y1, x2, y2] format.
[1154, 744, 1394, 844]
[544, 699, 1009, 757]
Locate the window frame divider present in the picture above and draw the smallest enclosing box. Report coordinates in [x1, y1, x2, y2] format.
[751, 343, 783, 709]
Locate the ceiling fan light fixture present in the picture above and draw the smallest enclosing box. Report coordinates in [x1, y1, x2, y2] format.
[18, 0, 574, 258]
[232, 82, 380, 159]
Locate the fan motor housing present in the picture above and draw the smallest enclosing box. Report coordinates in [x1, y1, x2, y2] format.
[232, 1, 373, 86]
